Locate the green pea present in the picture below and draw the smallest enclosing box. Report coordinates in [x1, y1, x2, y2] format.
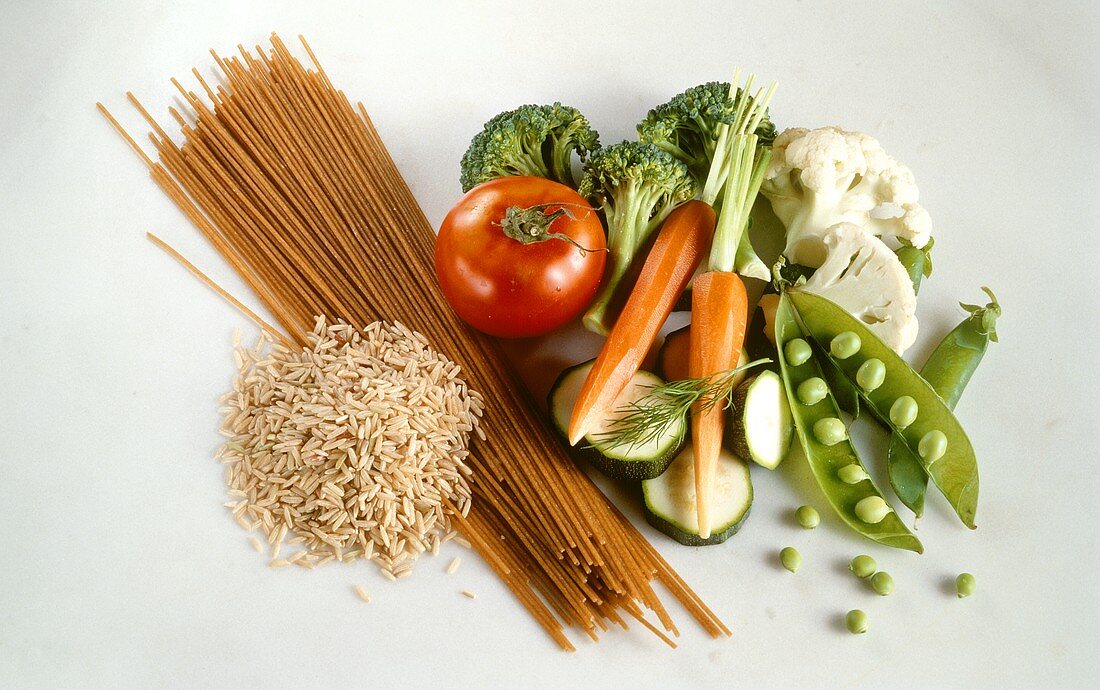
[796, 505, 820, 529]
[856, 358, 886, 392]
[845, 609, 868, 634]
[870, 571, 894, 596]
[855, 496, 891, 524]
[780, 547, 802, 573]
[813, 417, 847, 446]
[838, 464, 869, 484]
[785, 338, 813, 366]
[889, 396, 919, 428]
[830, 331, 861, 359]
[849, 555, 876, 578]
[956, 572, 976, 598]
[918, 430, 948, 462]
[797, 377, 828, 406]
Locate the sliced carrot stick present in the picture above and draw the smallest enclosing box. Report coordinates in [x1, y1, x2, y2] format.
[688, 270, 748, 538]
[568, 200, 717, 445]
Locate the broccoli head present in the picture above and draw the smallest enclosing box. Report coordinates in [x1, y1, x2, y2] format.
[578, 141, 697, 334]
[459, 103, 600, 192]
[638, 81, 778, 184]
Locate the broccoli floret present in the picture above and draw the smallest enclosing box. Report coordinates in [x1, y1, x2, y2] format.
[459, 103, 600, 192]
[578, 141, 697, 334]
[638, 81, 777, 184]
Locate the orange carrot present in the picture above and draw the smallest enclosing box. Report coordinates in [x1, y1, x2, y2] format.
[688, 271, 748, 537]
[568, 200, 716, 445]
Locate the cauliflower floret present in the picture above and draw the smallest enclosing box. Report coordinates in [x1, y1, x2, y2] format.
[800, 223, 918, 353]
[763, 126, 932, 267]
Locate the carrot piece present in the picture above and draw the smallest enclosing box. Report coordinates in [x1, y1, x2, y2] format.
[657, 327, 691, 383]
[688, 270, 748, 537]
[568, 200, 717, 445]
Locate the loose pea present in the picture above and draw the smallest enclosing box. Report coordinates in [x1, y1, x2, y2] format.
[830, 331, 861, 359]
[849, 555, 877, 578]
[845, 609, 868, 634]
[889, 396, 918, 429]
[813, 417, 847, 446]
[870, 571, 894, 596]
[855, 496, 891, 524]
[785, 338, 813, 366]
[918, 430, 948, 462]
[838, 464, 869, 484]
[956, 572, 976, 598]
[796, 505, 820, 529]
[856, 358, 886, 392]
[797, 377, 828, 405]
[780, 547, 802, 572]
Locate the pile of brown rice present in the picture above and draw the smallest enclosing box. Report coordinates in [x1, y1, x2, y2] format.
[216, 317, 484, 578]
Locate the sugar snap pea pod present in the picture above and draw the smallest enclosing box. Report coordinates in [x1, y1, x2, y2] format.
[889, 288, 1001, 516]
[775, 294, 922, 553]
[895, 237, 934, 295]
[787, 290, 979, 528]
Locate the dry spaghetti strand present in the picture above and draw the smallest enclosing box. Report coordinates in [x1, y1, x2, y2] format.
[99, 32, 729, 650]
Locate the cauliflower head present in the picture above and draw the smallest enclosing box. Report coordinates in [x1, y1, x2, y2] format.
[762, 126, 932, 267]
[800, 223, 918, 353]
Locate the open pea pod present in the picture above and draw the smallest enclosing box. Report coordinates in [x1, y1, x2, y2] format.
[787, 290, 979, 529]
[775, 294, 922, 553]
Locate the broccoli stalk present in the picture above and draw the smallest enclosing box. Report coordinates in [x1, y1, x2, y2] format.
[578, 142, 696, 334]
[459, 103, 600, 192]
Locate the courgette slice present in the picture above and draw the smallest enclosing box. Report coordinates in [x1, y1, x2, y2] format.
[548, 360, 685, 481]
[642, 444, 752, 546]
[727, 370, 793, 469]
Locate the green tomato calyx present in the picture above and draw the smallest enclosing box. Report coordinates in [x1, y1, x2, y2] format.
[498, 203, 603, 252]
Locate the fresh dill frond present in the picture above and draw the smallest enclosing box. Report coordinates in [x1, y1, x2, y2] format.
[592, 358, 771, 451]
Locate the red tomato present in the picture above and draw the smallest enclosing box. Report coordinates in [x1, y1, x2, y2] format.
[434, 177, 606, 338]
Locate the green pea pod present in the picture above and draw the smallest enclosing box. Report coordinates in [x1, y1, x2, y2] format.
[787, 290, 980, 529]
[889, 288, 1001, 516]
[775, 294, 922, 553]
[895, 237, 934, 295]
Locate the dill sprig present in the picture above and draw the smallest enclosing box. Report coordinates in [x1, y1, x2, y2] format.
[592, 358, 771, 451]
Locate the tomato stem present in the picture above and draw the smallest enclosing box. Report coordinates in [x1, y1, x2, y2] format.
[498, 203, 604, 253]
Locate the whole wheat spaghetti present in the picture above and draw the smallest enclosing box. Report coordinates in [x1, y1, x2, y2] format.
[99, 33, 728, 651]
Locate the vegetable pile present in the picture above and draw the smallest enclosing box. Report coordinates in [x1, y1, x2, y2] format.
[434, 73, 1001, 555]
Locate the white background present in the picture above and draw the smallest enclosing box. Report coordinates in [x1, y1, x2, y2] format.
[2, 1, 1098, 687]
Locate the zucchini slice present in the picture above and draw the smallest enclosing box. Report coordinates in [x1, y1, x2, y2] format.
[548, 360, 685, 481]
[727, 370, 793, 469]
[643, 444, 753, 546]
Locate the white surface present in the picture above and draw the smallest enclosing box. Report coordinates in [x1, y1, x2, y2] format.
[1, 1, 1098, 687]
